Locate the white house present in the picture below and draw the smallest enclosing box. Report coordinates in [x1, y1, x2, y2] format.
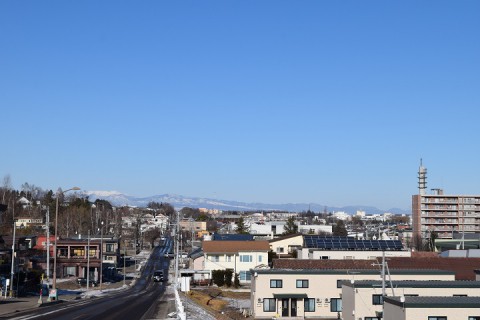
[202, 240, 270, 283]
[250, 221, 287, 236]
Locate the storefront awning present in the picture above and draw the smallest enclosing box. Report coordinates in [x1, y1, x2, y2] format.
[273, 294, 308, 299]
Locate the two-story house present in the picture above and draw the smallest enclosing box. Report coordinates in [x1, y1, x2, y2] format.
[203, 240, 269, 283]
[250, 267, 455, 319]
[55, 239, 101, 281]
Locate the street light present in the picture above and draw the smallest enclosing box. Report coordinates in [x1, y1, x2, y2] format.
[51, 187, 80, 300]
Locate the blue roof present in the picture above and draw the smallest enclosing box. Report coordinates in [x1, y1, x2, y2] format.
[212, 233, 254, 241]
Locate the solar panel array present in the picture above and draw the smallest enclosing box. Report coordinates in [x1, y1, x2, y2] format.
[304, 235, 403, 251]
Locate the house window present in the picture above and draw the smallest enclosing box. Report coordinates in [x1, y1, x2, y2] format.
[258, 255, 263, 263]
[364, 317, 380, 320]
[226, 255, 232, 262]
[270, 279, 283, 288]
[296, 280, 309, 288]
[321, 256, 329, 260]
[428, 317, 447, 320]
[72, 248, 85, 257]
[330, 298, 342, 312]
[210, 255, 220, 262]
[58, 248, 68, 257]
[263, 298, 276, 312]
[240, 255, 252, 262]
[468, 317, 480, 320]
[239, 271, 251, 281]
[372, 294, 383, 305]
[106, 244, 115, 252]
[65, 266, 76, 277]
[304, 298, 315, 312]
[277, 247, 284, 253]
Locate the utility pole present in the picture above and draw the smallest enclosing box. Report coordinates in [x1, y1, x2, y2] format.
[174, 211, 180, 287]
[10, 213, 16, 297]
[86, 230, 90, 291]
[99, 221, 103, 291]
[123, 240, 126, 286]
[46, 207, 50, 282]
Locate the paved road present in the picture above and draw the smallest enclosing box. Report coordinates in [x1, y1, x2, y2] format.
[3, 243, 175, 320]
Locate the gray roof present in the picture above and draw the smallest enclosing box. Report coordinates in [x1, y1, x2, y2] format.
[341, 280, 480, 289]
[188, 247, 204, 259]
[251, 268, 454, 276]
[385, 296, 480, 308]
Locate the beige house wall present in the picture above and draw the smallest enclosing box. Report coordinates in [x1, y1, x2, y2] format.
[179, 220, 206, 232]
[299, 248, 411, 260]
[251, 272, 455, 319]
[343, 285, 480, 320]
[269, 235, 303, 255]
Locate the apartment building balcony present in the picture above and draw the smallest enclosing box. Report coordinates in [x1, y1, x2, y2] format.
[425, 220, 458, 225]
[421, 198, 459, 204]
[421, 205, 459, 211]
[421, 213, 459, 218]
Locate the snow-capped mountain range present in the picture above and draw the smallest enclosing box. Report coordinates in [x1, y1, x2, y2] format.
[84, 191, 410, 215]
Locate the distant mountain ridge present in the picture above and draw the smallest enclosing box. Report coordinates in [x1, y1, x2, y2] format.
[84, 191, 410, 215]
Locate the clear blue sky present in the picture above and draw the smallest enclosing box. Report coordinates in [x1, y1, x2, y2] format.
[1, 1, 479, 211]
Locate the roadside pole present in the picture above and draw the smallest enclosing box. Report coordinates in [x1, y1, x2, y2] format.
[123, 240, 126, 286]
[86, 230, 90, 291]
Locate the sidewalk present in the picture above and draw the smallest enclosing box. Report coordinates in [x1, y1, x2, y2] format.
[0, 293, 80, 317]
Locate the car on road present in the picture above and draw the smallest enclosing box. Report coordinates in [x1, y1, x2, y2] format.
[153, 270, 164, 282]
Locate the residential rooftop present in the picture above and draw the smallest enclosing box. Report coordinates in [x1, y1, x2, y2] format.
[202, 240, 270, 253]
[385, 296, 480, 308]
[341, 280, 480, 288]
[273, 257, 480, 280]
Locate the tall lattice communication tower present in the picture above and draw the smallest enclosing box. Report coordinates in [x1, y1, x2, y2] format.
[418, 159, 427, 195]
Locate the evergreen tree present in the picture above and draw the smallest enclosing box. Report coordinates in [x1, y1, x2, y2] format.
[236, 217, 249, 234]
[283, 216, 298, 235]
[332, 220, 348, 236]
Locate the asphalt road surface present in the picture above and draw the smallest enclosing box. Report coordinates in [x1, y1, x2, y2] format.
[5, 242, 175, 320]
